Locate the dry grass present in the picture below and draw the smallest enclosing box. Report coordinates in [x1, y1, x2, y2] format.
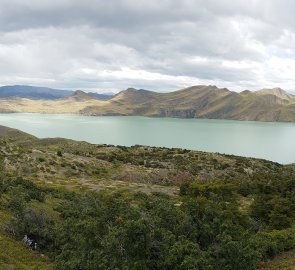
[259, 250, 295, 270]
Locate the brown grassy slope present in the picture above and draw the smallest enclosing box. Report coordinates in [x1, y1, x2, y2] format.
[1, 85, 295, 121]
[81, 86, 295, 121]
[0, 90, 107, 114]
[81, 85, 239, 117]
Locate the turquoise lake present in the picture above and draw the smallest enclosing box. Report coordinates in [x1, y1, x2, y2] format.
[0, 113, 294, 164]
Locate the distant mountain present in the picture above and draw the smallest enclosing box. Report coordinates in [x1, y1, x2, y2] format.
[0, 85, 71, 99]
[71, 90, 100, 101]
[1, 85, 295, 122]
[0, 85, 114, 100]
[87, 91, 114, 99]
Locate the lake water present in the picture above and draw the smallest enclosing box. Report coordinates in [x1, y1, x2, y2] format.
[0, 113, 294, 164]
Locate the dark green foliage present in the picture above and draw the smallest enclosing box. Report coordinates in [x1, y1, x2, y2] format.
[160, 237, 211, 270]
[1, 177, 46, 202]
[212, 236, 260, 270]
[180, 180, 235, 201]
[245, 173, 295, 230]
[1, 126, 294, 269]
[253, 226, 295, 259]
[1, 169, 295, 269]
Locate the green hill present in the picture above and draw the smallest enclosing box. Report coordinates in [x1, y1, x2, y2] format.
[0, 126, 294, 269]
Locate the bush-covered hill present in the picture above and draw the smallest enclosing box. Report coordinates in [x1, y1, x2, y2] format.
[0, 126, 294, 269]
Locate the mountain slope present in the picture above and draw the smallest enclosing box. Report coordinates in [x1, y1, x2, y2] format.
[0, 85, 295, 121]
[0, 91, 107, 113]
[81, 85, 295, 121]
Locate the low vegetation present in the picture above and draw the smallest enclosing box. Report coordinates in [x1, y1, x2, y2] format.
[0, 126, 294, 269]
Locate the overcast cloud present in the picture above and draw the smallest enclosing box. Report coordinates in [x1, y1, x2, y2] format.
[0, 0, 295, 93]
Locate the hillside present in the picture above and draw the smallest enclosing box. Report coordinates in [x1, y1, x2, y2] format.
[81, 86, 295, 121]
[1, 85, 295, 121]
[0, 125, 285, 190]
[0, 126, 295, 269]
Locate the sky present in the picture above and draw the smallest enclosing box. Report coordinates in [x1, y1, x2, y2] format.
[0, 0, 295, 93]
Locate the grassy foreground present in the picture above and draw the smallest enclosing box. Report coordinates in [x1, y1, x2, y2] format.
[0, 125, 294, 269]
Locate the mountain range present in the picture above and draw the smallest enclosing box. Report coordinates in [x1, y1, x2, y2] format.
[1, 85, 295, 122]
[0, 85, 114, 100]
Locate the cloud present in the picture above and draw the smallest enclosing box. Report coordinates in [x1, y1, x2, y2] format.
[0, 0, 294, 92]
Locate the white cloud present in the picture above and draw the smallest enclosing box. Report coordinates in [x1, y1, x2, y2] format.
[0, 0, 295, 92]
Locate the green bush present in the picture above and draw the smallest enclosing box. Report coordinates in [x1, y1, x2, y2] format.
[1, 174, 295, 270]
